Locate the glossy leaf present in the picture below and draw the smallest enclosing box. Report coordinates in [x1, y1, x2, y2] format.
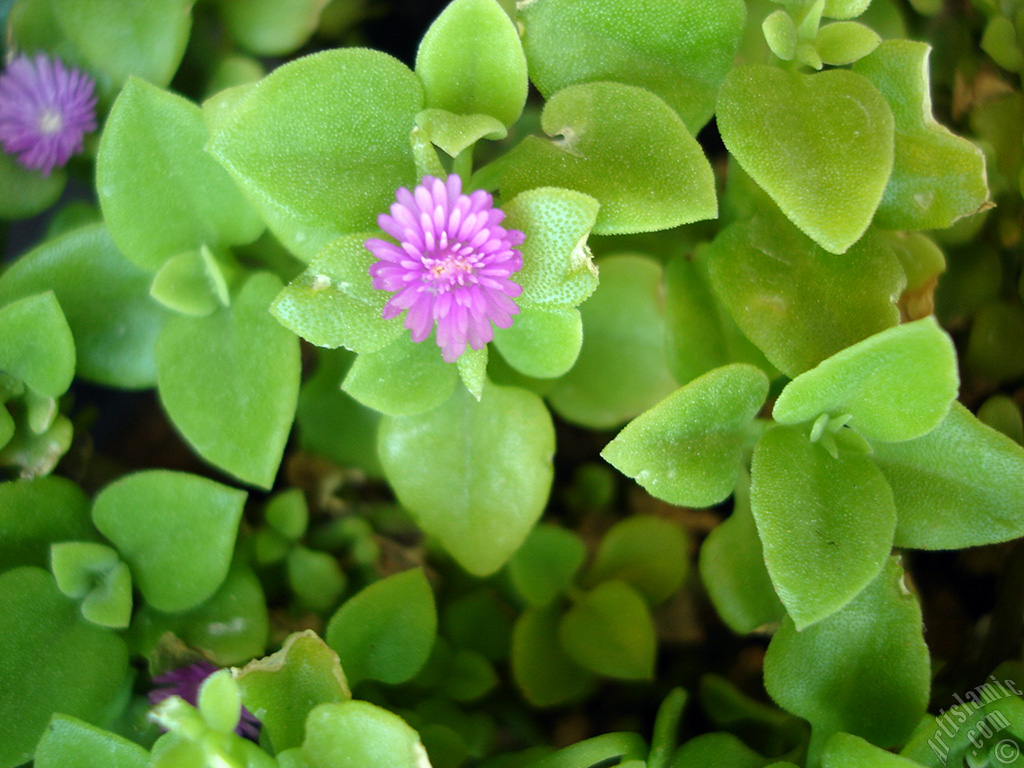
[585, 516, 688, 606]
[0, 224, 170, 389]
[501, 83, 717, 235]
[325, 568, 437, 687]
[91, 470, 246, 613]
[852, 41, 988, 231]
[507, 524, 586, 608]
[97, 77, 263, 271]
[602, 364, 769, 508]
[548, 256, 676, 429]
[717, 64, 894, 254]
[343, 334, 458, 416]
[379, 382, 555, 575]
[764, 558, 930, 750]
[751, 424, 897, 629]
[559, 580, 656, 680]
[156, 273, 301, 488]
[705, 212, 904, 377]
[519, 0, 746, 133]
[875, 403, 1024, 549]
[512, 606, 595, 707]
[0, 567, 129, 768]
[0, 292, 75, 398]
[207, 49, 423, 260]
[235, 631, 351, 753]
[296, 701, 427, 768]
[218, 0, 329, 56]
[415, 0, 527, 127]
[0, 476, 94, 574]
[772, 317, 959, 443]
[35, 714, 149, 768]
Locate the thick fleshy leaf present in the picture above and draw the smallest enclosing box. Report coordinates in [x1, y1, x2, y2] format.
[492, 307, 583, 379]
[0, 151, 64, 221]
[325, 569, 437, 687]
[415, 0, 527, 127]
[559, 580, 656, 680]
[295, 701, 427, 768]
[0, 224, 170, 389]
[0, 476, 94, 574]
[822, 0, 873, 19]
[149, 247, 230, 317]
[91, 470, 246, 613]
[156, 273, 301, 488]
[442, 588, 513, 662]
[379, 382, 555, 575]
[853, 41, 988, 231]
[35, 714, 149, 768]
[874, 403, 1024, 549]
[525, 733, 648, 768]
[717, 64, 894, 254]
[0, 567, 129, 768]
[763, 558, 930, 750]
[548, 256, 676, 429]
[218, 0, 329, 56]
[585, 516, 688, 606]
[772, 317, 959, 443]
[501, 83, 717, 235]
[751, 424, 896, 629]
[97, 77, 263, 271]
[272, 234, 403, 354]
[822, 732, 923, 768]
[815, 22, 880, 66]
[672, 733, 765, 768]
[207, 49, 424, 260]
[602, 364, 769, 508]
[236, 631, 351, 753]
[705, 213, 904, 377]
[0, 292, 74, 398]
[512, 606, 596, 707]
[506, 524, 586, 608]
[343, 334, 459, 417]
[519, 0, 746, 133]
[50, 542, 132, 629]
[414, 110, 507, 158]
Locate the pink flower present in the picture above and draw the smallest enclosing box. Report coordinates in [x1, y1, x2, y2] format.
[366, 175, 525, 363]
[0, 53, 97, 177]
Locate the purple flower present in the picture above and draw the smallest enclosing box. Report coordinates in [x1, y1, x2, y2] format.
[149, 661, 260, 741]
[366, 174, 525, 363]
[0, 53, 97, 177]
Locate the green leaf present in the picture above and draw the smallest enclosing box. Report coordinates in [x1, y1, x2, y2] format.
[265, 489, 308, 542]
[325, 568, 437, 687]
[442, 588, 513, 662]
[547, 256, 676, 429]
[518, 0, 746, 133]
[852, 41, 989, 231]
[751, 424, 897, 629]
[512, 606, 595, 707]
[874, 403, 1024, 550]
[296, 701, 427, 768]
[35, 714, 149, 768]
[91, 470, 246, 612]
[528, 734, 649, 768]
[206, 49, 423, 261]
[49, 0, 192, 89]
[585, 516, 688, 606]
[717, 64, 894, 254]
[672, 733, 765, 768]
[236, 631, 351, 753]
[0, 224, 170, 389]
[815, 22, 880, 65]
[379, 382, 555, 576]
[343, 334, 459, 416]
[287, 547, 346, 612]
[501, 187, 600, 310]
[156, 272, 301, 488]
[457, 345, 488, 400]
[0, 151, 64, 221]
[602, 364, 769, 508]
[506, 523, 586, 608]
[492, 307, 583, 379]
[822, 732, 923, 768]
[501, 83, 717, 235]
[763, 558, 930, 751]
[0, 292, 74, 397]
[414, 110, 507, 158]
[150, 247, 230, 317]
[822, 0, 872, 19]
[272, 234, 403, 354]
[705, 213, 904, 377]
[198, 670, 242, 734]
[982, 15, 1024, 72]
[559, 580, 656, 680]
[966, 301, 1024, 383]
[97, 77, 263, 272]
[415, 0, 527, 127]
[0, 476, 94, 574]
[763, 10, 797, 60]
[772, 317, 959, 443]
[0, 567, 129, 768]
[50, 542, 132, 629]
[649, 688, 688, 768]
[217, 0, 329, 56]
[978, 394, 1024, 445]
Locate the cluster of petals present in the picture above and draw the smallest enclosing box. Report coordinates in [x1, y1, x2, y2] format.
[0, 53, 97, 176]
[365, 174, 525, 363]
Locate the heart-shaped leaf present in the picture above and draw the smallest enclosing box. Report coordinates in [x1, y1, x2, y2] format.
[519, 0, 746, 133]
[150, 247, 230, 317]
[586, 516, 689, 606]
[751, 424, 897, 629]
[501, 82, 717, 235]
[602, 364, 769, 508]
[717, 64, 894, 254]
[217, 0, 329, 56]
[506, 524, 586, 608]
[492, 307, 583, 379]
[91, 470, 246, 613]
[156, 272, 301, 488]
[512, 606, 595, 707]
[772, 317, 959, 443]
[35, 714, 149, 768]
[295, 701, 427, 768]
[379, 382, 555, 576]
[343, 334, 459, 417]
[0, 292, 75, 398]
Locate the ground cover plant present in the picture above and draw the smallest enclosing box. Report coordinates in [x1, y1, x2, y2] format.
[1, 0, 1024, 766]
